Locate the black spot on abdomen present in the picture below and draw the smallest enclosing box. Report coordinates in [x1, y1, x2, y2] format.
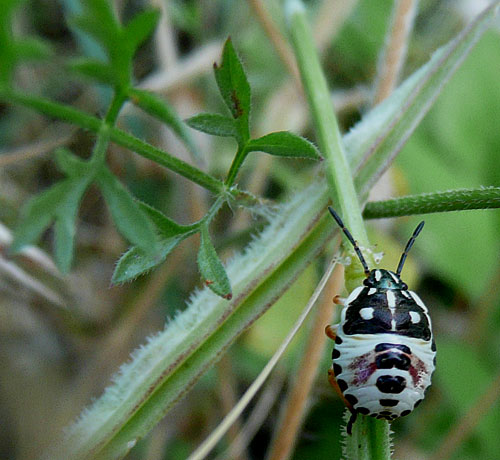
[375, 343, 411, 354]
[337, 379, 348, 392]
[376, 375, 406, 394]
[376, 351, 410, 371]
[345, 394, 358, 406]
[379, 399, 399, 407]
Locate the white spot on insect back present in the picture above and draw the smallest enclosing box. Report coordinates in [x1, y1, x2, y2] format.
[386, 290, 396, 314]
[410, 311, 421, 324]
[359, 307, 374, 320]
[345, 286, 364, 305]
[401, 290, 411, 299]
[389, 271, 400, 283]
[375, 270, 382, 281]
[368, 288, 377, 295]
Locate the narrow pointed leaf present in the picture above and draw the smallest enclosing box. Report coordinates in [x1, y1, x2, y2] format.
[70, 15, 118, 54]
[97, 168, 157, 254]
[137, 202, 197, 238]
[185, 113, 238, 138]
[53, 177, 91, 273]
[14, 38, 52, 60]
[128, 88, 199, 158]
[10, 181, 73, 254]
[112, 236, 187, 284]
[213, 38, 251, 143]
[246, 131, 321, 160]
[85, 0, 120, 32]
[197, 223, 232, 299]
[123, 9, 160, 55]
[69, 58, 116, 85]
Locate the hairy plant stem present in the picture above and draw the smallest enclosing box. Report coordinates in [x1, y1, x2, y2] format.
[286, 1, 390, 458]
[363, 187, 500, 218]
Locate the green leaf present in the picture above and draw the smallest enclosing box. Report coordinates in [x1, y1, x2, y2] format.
[185, 113, 238, 138]
[112, 236, 186, 284]
[111, 203, 198, 283]
[70, 14, 118, 55]
[0, 0, 51, 85]
[197, 223, 232, 299]
[69, 57, 116, 85]
[85, 0, 120, 32]
[10, 181, 73, 254]
[13, 37, 52, 60]
[54, 148, 90, 177]
[246, 131, 321, 160]
[128, 88, 199, 159]
[70, 3, 159, 89]
[53, 177, 90, 273]
[97, 168, 157, 254]
[10, 176, 91, 273]
[122, 9, 160, 55]
[213, 38, 251, 143]
[137, 202, 196, 238]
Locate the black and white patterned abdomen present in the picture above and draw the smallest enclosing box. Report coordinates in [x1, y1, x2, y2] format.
[332, 283, 436, 420]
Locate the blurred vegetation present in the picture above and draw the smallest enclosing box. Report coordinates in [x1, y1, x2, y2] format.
[0, 1, 499, 459]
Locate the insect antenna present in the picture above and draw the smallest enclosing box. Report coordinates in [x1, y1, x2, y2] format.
[396, 221, 425, 276]
[328, 206, 370, 277]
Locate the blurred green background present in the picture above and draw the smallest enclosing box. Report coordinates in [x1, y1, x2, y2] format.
[1, 1, 499, 459]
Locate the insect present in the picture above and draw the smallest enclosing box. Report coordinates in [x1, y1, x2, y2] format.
[325, 207, 436, 434]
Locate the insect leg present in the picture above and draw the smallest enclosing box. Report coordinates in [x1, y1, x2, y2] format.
[325, 324, 338, 340]
[333, 295, 345, 305]
[328, 368, 354, 412]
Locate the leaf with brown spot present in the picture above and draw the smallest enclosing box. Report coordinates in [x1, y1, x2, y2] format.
[213, 37, 251, 144]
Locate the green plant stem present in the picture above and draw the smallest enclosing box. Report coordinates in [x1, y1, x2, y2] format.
[363, 187, 500, 219]
[0, 88, 224, 195]
[286, 0, 369, 251]
[344, 414, 392, 460]
[104, 90, 127, 124]
[286, 1, 388, 458]
[225, 145, 248, 186]
[91, 91, 127, 167]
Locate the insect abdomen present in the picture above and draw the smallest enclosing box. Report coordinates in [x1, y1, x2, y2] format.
[333, 332, 434, 419]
